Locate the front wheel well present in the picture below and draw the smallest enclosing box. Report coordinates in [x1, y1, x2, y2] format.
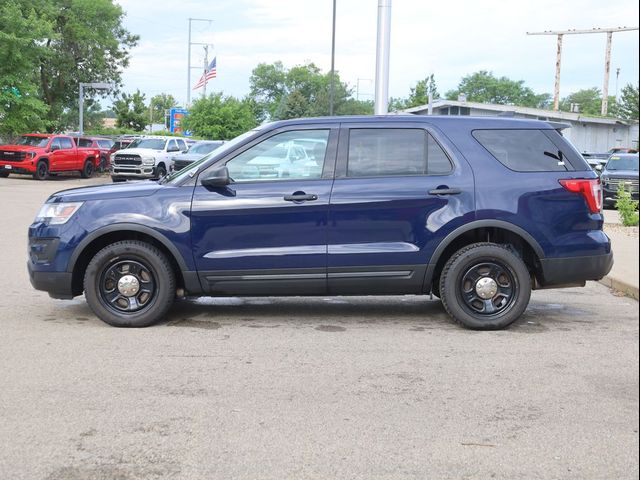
[429, 227, 542, 293]
[71, 231, 184, 296]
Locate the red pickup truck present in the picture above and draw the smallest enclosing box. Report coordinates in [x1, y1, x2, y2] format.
[0, 134, 100, 180]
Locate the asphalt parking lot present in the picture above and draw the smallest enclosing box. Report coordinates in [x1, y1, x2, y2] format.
[0, 175, 638, 480]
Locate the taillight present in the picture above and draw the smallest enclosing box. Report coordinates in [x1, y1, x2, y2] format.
[559, 178, 603, 214]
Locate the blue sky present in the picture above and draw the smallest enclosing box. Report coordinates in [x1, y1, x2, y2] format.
[115, 0, 639, 108]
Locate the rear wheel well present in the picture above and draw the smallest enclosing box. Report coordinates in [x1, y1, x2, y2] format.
[71, 231, 184, 296]
[430, 227, 541, 292]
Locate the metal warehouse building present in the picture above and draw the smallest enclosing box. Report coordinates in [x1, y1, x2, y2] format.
[403, 99, 639, 154]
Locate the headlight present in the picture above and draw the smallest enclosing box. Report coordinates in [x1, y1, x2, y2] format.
[142, 156, 155, 165]
[35, 202, 83, 225]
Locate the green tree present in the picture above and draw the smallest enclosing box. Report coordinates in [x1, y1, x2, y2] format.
[0, 1, 52, 138]
[249, 61, 372, 120]
[445, 71, 550, 108]
[390, 74, 440, 111]
[559, 88, 617, 116]
[35, 0, 138, 129]
[615, 84, 639, 120]
[58, 100, 106, 131]
[113, 90, 147, 132]
[150, 93, 177, 125]
[181, 93, 258, 140]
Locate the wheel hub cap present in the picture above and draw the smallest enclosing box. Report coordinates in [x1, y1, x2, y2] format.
[475, 277, 498, 299]
[117, 275, 140, 297]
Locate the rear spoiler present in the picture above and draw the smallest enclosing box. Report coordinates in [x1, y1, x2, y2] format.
[546, 121, 571, 131]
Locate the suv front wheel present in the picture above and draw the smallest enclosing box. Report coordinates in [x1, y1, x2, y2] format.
[439, 242, 531, 330]
[84, 240, 176, 327]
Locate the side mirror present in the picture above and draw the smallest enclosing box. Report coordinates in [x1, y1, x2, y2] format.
[595, 164, 603, 172]
[201, 166, 231, 187]
[50, 145, 60, 152]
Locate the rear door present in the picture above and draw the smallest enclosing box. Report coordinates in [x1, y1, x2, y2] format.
[328, 122, 475, 294]
[190, 125, 338, 296]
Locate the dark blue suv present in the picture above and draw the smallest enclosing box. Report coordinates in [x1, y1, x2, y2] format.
[28, 116, 613, 329]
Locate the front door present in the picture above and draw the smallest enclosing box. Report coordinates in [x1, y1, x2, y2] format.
[327, 123, 475, 294]
[191, 127, 338, 296]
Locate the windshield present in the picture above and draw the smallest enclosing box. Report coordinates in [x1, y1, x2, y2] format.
[163, 130, 258, 185]
[190, 142, 220, 155]
[128, 138, 167, 150]
[606, 155, 639, 171]
[16, 136, 49, 147]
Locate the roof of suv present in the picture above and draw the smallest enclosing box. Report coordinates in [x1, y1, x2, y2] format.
[266, 115, 560, 131]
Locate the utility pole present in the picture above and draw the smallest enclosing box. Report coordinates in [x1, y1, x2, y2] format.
[187, 18, 213, 107]
[527, 26, 638, 115]
[329, 0, 337, 116]
[374, 0, 392, 115]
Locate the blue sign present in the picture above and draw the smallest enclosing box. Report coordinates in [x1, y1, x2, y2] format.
[169, 108, 190, 135]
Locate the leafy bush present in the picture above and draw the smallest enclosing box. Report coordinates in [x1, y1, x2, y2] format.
[616, 184, 639, 226]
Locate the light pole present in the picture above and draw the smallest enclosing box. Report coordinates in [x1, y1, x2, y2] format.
[329, 0, 337, 116]
[79, 82, 114, 135]
[374, 0, 392, 115]
[187, 18, 213, 106]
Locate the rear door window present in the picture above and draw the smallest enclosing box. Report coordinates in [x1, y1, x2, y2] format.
[346, 128, 452, 177]
[473, 129, 572, 172]
[59, 137, 74, 150]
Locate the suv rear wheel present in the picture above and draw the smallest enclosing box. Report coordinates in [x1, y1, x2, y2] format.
[439, 242, 531, 330]
[84, 241, 176, 327]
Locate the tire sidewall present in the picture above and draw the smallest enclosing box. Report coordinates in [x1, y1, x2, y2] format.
[34, 161, 48, 180]
[84, 242, 175, 327]
[440, 244, 531, 330]
[82, 160, 94, 178]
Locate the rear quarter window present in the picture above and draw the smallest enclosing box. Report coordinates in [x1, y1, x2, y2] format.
[473, 129, 574, 172]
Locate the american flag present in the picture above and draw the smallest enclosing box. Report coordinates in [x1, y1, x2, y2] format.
[193, 57, 217, 90]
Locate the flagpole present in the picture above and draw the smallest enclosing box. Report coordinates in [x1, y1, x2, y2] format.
[203, 45, 209, 98]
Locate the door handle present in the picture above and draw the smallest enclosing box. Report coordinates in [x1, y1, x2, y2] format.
[428, 187, 462, 195]
[284, 193, 318, 202]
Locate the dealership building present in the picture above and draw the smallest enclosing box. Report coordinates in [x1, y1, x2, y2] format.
[404, 99, 639, 154]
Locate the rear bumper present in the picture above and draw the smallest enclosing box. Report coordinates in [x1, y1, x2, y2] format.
[28, 262, 74, 299]
[539, 252, 614, 287]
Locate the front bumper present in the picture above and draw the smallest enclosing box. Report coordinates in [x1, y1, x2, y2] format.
[28, 262, 74, 299]
[539, 252, 614, 287]
[603, 186, 639, 204]
[110, 165, 156, 179]
[1, 162, 35, 174]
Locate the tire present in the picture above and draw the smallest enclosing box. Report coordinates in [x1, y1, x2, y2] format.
[0, 171, 9, 178]
[99, 155, 107, 173]
[33, 160, 48, 180]
[155, 163, 167, 179]
[83, 240, 176, 327]
[81, 159, 94, 178]
[439, 242, 531, 330]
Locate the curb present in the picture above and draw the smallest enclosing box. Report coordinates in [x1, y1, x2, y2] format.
[599, 276, 639, 301]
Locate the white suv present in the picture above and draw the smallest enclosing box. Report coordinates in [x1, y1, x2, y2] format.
[110, 136, 189, 182]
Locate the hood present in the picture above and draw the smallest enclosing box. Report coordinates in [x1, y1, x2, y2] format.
[602, 169, 639, 179]
[48, 180, 161, 203]
[113, 148, 164, 157]
[172, 153, 204, 162]
[0, 145, 42, 153]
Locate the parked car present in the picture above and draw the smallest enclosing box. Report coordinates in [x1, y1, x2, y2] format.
[110, 136, 189, 182]
[28, 116, 612, 329]
[600, 153, 639, 207]
[582, 152, 610, 172]
[0, 134, 99, 180]
[608, 147, 638, 154]
[76, 137, 114, 172]
[172, 140, 224, 172]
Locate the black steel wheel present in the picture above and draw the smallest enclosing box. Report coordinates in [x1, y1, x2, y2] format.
[439, 242, 531, 330]
[84, 241, 175, 327]
[155, 164, 167, 179]
[33, 160, 48, 180]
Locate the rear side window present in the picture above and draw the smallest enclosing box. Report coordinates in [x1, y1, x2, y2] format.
[59, 137, 74, 149]
[77, 138, 92, 147]
[347, 128, 452, 177]
[473, 129, 571, 172]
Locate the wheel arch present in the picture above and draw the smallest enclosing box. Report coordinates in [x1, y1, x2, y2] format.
[424, 220, 545, 293]
[68, 224, 190, 296]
